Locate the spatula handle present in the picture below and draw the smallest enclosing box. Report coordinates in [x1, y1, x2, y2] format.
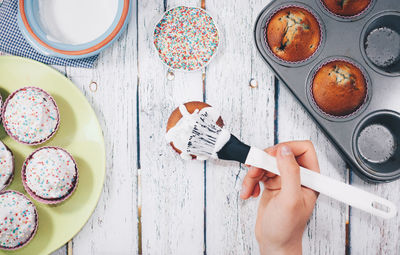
[245, 147, 397, 219]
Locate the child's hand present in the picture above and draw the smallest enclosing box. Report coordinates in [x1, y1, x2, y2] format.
[240, 141, 320, 255]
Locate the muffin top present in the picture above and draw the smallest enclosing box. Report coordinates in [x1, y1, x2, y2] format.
[2, 87, 59, 144]
[312, 60, 367, 116]
[266, 6, 321, 62]
[25, 147, 77, 200]
[0, 142, 13, 191]
[0, 191, 37, 249]
[321, 0, 371, 17]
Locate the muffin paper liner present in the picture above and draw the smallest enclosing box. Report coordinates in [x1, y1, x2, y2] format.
[308, 57, 371, 120]
[318, 0, 375, 20]
[22, 146, 79, 205]
[0, 190, 38, 250]
[0, 143, 15, 192]
[1, 86, 60, 145]
[263, 3, 325, 66]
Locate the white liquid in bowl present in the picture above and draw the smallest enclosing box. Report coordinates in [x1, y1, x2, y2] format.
[37, 0, 118, 45]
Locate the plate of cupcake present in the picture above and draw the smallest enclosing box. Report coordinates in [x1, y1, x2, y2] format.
[0, 56, 105, 254]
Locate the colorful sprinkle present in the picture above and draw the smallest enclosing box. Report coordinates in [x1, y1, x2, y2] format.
[0, 142, 13, 191]
[25, 148, 77, 200]
[0, 191, 36, 249]
[154, 6, 219, 71]
[3, 87, 59, 144]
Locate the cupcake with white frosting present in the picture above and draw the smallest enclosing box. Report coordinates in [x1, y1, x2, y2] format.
[2, 87, 59, 145]
[22, 147, 78, 204]
[0, 141, 14, 191]
[166, 101, 224, 160]
[0, 190, 38, 250]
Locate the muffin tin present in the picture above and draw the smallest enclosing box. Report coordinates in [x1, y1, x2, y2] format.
[254, 0, 400, 182]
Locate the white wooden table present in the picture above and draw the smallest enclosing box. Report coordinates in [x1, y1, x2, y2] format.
[49, 0, 400, 254]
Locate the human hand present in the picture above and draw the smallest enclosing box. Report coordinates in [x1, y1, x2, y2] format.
[240, 141, 320, 255]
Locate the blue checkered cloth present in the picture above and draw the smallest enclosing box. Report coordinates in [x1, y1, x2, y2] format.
[0, 0, 98, 68]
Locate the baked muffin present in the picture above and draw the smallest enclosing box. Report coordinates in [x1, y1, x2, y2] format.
[2, 87, 59, 145]
[166, 101, 223, 160]
[321, 0, 371, 17]
[266, 6, 321, 62]
[0, 190, 38, 250]
[312, 60, 367, 116]
[22, 147, 78, 204]
[0, 141, 14, 192]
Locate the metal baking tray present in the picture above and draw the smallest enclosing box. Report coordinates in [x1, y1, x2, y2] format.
[254, 0, 400, 182]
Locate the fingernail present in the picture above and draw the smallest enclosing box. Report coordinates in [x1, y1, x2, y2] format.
[280, 145, 292, 156]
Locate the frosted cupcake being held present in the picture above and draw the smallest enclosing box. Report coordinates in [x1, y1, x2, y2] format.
[2, 87, 59, 145]
[166, 101, 225, 160]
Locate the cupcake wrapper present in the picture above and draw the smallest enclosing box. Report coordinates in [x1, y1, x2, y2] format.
[319, 0, 374, 19]
[0, 190, 38, 250]
[1, 86, 60, 145]
[0, 143, 15, 192]
[308, 57, 371, 119]
[263, 3, 325, 66]
[22, 146, 79, 205]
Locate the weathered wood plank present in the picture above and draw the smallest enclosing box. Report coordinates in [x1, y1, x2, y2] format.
[204, 0, 275, 254]
[349, 175, 400, 254]
[138, 0, 205, 254]
[50, 245, 67, 255]
[277, 85, 347, 254]
[62, 3, 139, 253]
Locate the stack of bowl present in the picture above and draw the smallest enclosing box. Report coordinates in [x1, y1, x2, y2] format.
[18, 0, 131, 59]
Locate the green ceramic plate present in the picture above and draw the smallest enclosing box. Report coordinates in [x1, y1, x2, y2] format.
[0, 56, 105, 254]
